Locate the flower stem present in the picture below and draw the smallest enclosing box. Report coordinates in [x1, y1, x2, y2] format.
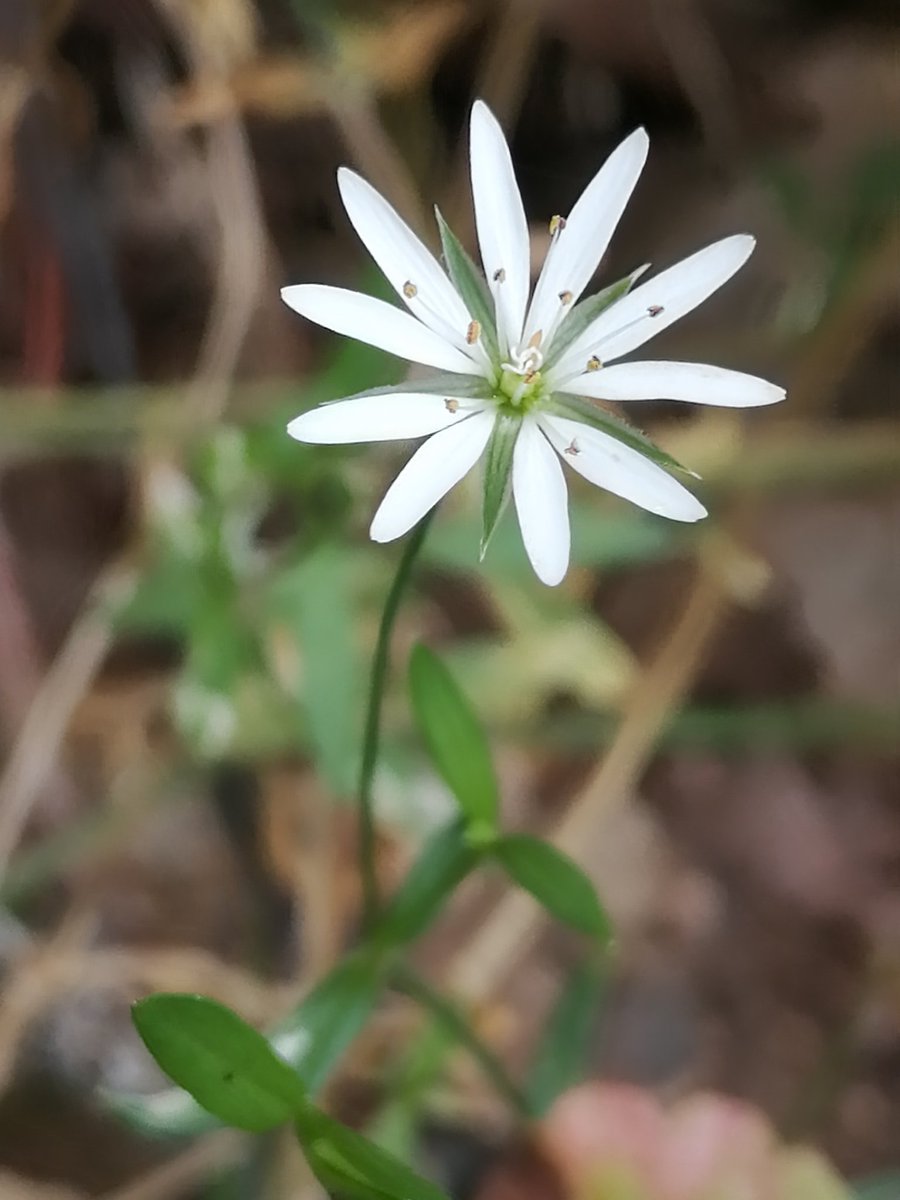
[358, 512, 435, 926]
[392, 963, 533, 1119]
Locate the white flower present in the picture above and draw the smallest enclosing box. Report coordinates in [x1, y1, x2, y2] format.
[283, 100, 784, 586]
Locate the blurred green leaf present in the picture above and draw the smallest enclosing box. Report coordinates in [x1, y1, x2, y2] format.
[491, 834, 612, 941]
[113, 953, 384, 1138]
[528, 956, 606, 1115]
[852, 1172, 900, 1199]
[408, 644, 499, 837]
[131, 995, 307, 1133]
[276, 950, 385, 1093]
[376, 821, 478, 946]
[268, 544, 360, 795]
[296, 1107, 449, 1200]
[425, 501, 674, 576]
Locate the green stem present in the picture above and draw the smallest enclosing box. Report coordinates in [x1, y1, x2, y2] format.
[358, 512, 435, 926]
[392, 964, 533, 1119]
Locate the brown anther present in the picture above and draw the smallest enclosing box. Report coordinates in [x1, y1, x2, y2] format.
[647, 304, 664, 317]
[549, 215, 567, 236]
[528, 329, 543, 349]
[586, 355, 602, 371]
[444, 398, 459, 413]
[403, 281, 418, 298]
[558, 290, 574, 306]
[564, 439, 580, 456]
[466, 320, 481, 344]
[493, 267, 506, 283]
[524, 371, 537, 385]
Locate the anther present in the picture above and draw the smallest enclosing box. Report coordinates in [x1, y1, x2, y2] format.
[549, 215, 567, 237]
[647, 304, 664, 317]
[528, 329, 543, 350]
[493, 268, 506, 283]
[564, 439, 580, 456]
[586, 355, 602, 371]
[466, 320, 481, 345]
[558, 290, 574, 306]
[403, 281, 418, 298]
[444, 398, 459, 413]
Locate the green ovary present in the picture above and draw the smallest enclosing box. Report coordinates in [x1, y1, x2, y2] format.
[495, 368, 548, 417]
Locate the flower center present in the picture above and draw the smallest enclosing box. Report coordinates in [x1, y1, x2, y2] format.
[496, 364, 546, 414]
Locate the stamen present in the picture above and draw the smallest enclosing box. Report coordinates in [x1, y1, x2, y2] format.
[403, 280, 418, 298]
[647, 304, 664, 317]
[466, 320, 481, 345]
[564, 439, 580, 456]
[444, 398, 459, 413]
[586, 355, 602, 371]
[493, 268, 506, 284]
[548, 215, 567, 237]
[528, 329, 543, 350]
[558, 290, 574, 306]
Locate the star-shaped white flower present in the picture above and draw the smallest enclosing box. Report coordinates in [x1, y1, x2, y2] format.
[284, 100, 784, 585]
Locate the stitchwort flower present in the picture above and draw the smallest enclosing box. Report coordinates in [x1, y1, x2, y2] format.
[284, 101, 784, 585]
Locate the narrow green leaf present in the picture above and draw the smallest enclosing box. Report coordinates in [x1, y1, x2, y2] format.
[113, 953, 384, 1138]
[268, 544, 360, 795]
[131, 995, 307, 1133]
[544, 267, 647, 366]
[408, 644, 499, 835]
[274, 950, 386, 1093]
[481, 413, 520, 557]
[434, 207, 499, 362]
[297, 1107, 449, 1200]
[375, 821, 478, 946]
[547, 392, 698, 478]
[528, 956, 607, 1115]
[492, 834, 612, 940]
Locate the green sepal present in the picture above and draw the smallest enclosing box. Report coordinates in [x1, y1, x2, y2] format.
[330, 372, 493, 406]
[544, 266, 648, 367]
[130, 994, 308, 1133]
[296, 1106, 450, 1200]
[435, 206, 500, 363]
[547, 392, 700, 479]
[481, 412, 520, 558]
[491, 833, 613, 941]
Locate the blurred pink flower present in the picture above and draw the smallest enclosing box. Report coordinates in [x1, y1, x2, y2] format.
[539, 1084, 849, 1200]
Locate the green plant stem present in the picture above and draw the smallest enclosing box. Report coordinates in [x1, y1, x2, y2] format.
[358, 512, 435, 926]
[392, 964, 533, 1119]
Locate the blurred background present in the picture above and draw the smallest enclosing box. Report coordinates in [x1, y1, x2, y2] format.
[0, 0, 898, 1196]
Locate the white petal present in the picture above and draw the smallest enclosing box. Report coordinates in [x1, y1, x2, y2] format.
[281, 284, 475, 374]
[547, 234, 755, 384]
[369, 410, 494, 542]
[524, 128, 649, 351]
[337, 168, 477, 357]
[287, 394, 485, 444]
[570, 361, 786, 407]
[469, 100, 530, 356]
[540, 413, 706, 522]
[512, 418, 570, 586]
